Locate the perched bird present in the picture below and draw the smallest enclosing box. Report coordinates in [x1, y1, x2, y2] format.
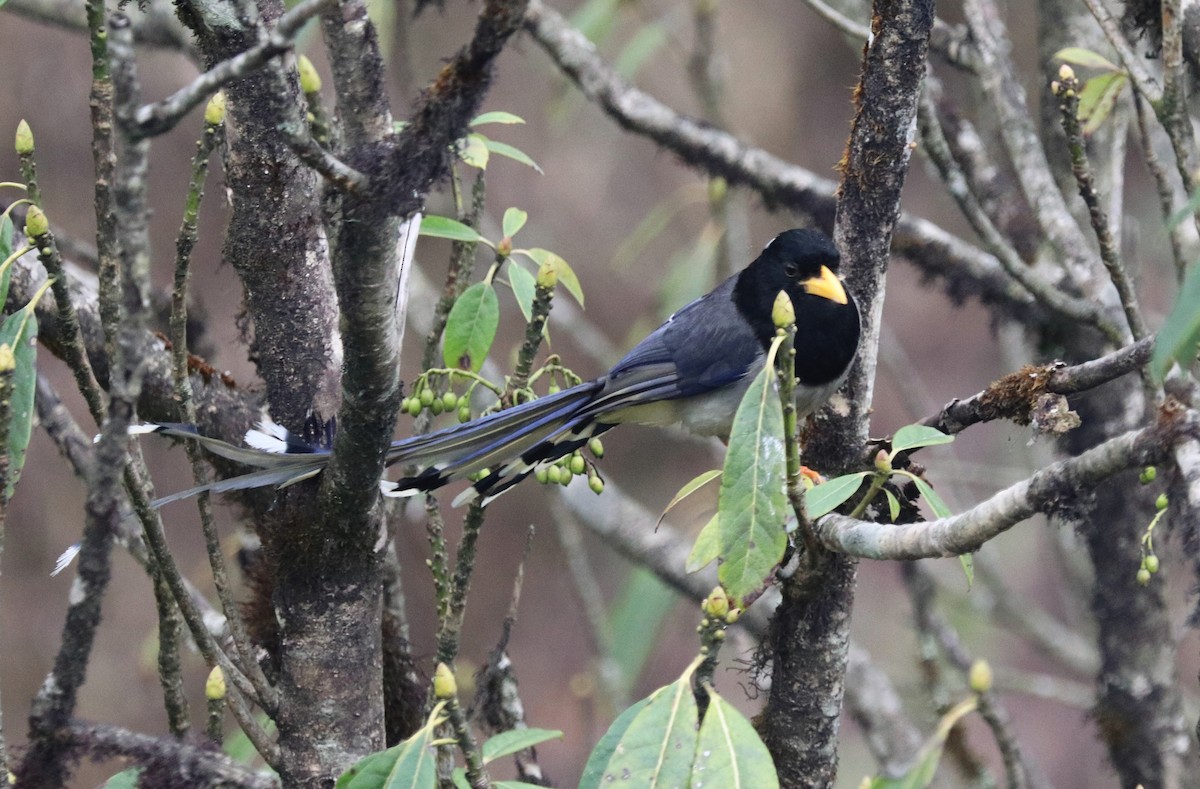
[138, 228, 860, 508]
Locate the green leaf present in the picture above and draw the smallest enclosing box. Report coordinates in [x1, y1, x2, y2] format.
[580, 664, 700, 789]
[608, 568, 676, 689]
[805, 472, 871, 519]
[891, 424, 954, 453]
[692, 686, 780, 789]
[899, 472, 953, 519]
[870, 697, 977, 788]
[451, 769, 469, 789]
[482, 728, 562, 763]
[102, 769, 142, 788]
[659, 469, 722, 528]
[686, 513, 720, 573]
[443, 282, 500, 372]
[580, 697, 653, 789]
[1151, 262, 1200, 381]
[1052, 47, 1120, 71]
[883, 488, 901, 522]
[481, 138, 543, 174]
[959, 554, 975, 590]
[521, 248, 585, 307]
[717, 362, 788, 604]
[1168, 191, 1200, 230]
[0, 281, 48, 499]
[458, 133, 490, 170]
[1078, 72, 1129, 135]
[570, 0, 622, 43]
[419, 215, 485, 244]
[502, 207, 528, 239]
[336, 702, 446, 789]
[0, 214, 14, 307]
[471, 111, 526, 126]
[507, 263, 537, 323]
[615, 22, 668, 79]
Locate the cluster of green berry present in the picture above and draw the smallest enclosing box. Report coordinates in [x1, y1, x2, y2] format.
[532, 437, 606, 494]
[1137, 466, 1166, 587]
[401, 386, 472, 422]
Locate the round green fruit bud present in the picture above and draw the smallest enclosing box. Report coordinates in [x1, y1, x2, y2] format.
[430, 398, 443, 415]
[546, 465, 561, 484]
[14, 119, 34, 155]
[1137, 568, 1151, 586]
[407, 398, 422, 416]
[443, 391, 458, 410]
[536, 260, 558, 289]
[588, 475, 604, 495]
[419, 389, 434, 407]
[297, 55, 322, 94]
[24, 205, 49, 238]
[458, 405, 471, 423]
[433, 663, 457, 699]
[703, 586, 729, 619]
[588, 437, 604, 458]
[205, 666, 226, 701]
[1156, 493, 1168, 511]
[968, 659, 993, 693]
[1145, 554, 1160, 574]
[1140, 466, 1157, 485]
[535, 466, 549, 484]
[548, 383, 561, 394]
[570, 454, 586, 475]
[772, 290, 795, 329]
[204, 92, 227, 126]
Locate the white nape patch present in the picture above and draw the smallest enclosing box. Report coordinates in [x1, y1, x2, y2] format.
[68, 576, 87, 605]
[52, 543, 82, 576]
[245, 417, 292, 453]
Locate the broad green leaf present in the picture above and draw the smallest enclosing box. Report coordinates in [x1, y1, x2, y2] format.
[482, 728, 562, 763]
[608, 568, 676, 689]
[1052, 47, 1120, 71]
[502, 207, 528, 239]
[659, 469, 722, 528]
[0, 280, 49, 499]
[581, 663, 700, 789]
[686, 513, 720, 573]
[458, 133, 490, 170]
[102, 769, 142, 788]
[902, 472, 952, 519]
[571, 0, 622, 43]
[883, 488, 901, 522]
[419, 215, 485, 244]
[870, 697, 977, 789]
[959, 554, 975, 590]
[336, 703, 446, 789]
[224, 712, 277, 762]
[521, 248, 584, 307]
[891, 424, 954, 453]
[580, 696, 653, 789]
[471, 111, 526, 126]
[481, 138, 543, 174]
[717, 361, 788, 604]
[443, 282, 500, 372]
[805, 471, 870, 519]
[615, 22, 668, 79]
[1151, 262, 1200, 381]
[507, 263, 537, 323]
[692, 685, 780, 789]
[1078, 72, 1128, 135]
[451, 769, 469, 789]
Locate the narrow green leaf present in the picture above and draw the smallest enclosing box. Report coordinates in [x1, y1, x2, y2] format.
[0, 283, 46, 499]
[451, 769, 469, 789]
[502, 207, 528, 239]
[419, 215, 485, 244]
[1078, 72, 1128, 135]
[870, 697, 977, 788]
[102, 769, 142, 788]
[900, 472, 953, 519]
[891, 424, 954, 453]
[659, 469, 722, 528]
[471, 111, 526, 126]
[1151, 262, 1200, 381]
[482, 728, 563, 763]
[570, 0, 622, 42]
[0, 214, 14, 307]
[615, 22, 668, 79]
[581, 665, 700, 788]
[608, 568, 676, 688]
[481, 138, 543, 174]
[336, 703, 446, 789]
[458, 133, 490, 170]
[959, 554, 975, 590]
[883, 488, 901, 522]
[442, 282, 500, 372]
[521, 248, 585, 307]
[717, 362, 788, 604]
[805, 472, 871, 519]
[580, 697, 653, 789]
[692, 685, 780, 789]
[686, 513, 720, 573]
[507, 263, 537, 323]
[1052, 47, 1120, 71]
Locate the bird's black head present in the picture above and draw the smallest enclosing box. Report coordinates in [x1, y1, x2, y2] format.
[733, 229, 861, 386]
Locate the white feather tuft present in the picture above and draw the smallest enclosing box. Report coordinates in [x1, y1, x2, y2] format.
[52, 543, 82, 577]
[245, 417, 292, 453]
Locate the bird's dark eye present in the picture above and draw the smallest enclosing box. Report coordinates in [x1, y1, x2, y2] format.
[784, 263, 799, 278]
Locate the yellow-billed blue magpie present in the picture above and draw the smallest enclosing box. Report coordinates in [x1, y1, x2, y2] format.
[137, 228, 860, 507]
